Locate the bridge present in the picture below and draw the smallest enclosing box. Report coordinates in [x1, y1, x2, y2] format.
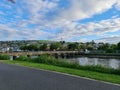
[0, 51, 79, 60]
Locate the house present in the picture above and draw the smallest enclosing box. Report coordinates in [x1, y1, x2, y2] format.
[10, 46, 21, 52]
[0, 47, 10, 53]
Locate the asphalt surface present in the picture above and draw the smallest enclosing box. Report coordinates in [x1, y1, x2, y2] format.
[0, 63, 120, 90]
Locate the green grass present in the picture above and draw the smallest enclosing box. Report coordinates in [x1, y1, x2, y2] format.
[14, 55, 120, 75]
[0, 60, 120, 84]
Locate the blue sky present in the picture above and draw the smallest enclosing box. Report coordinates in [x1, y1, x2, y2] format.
[0, 0, 120, 43]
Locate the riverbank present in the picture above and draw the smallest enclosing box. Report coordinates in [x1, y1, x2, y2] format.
[11, 55, 120, 75]
[0, 60, 120, 84]
[78, 53, 120, 59]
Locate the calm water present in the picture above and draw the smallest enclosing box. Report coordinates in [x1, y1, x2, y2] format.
[68, 57, 120, 69]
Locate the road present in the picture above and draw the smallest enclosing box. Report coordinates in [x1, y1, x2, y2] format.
[0, 63, 120, 90]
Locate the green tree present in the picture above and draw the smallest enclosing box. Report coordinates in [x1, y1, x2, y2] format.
[20, 44, 39, 51]
[40, 44, 48, 51]
[60, 41, 65, 44]
[68, 42, 79, 50]
[98, 43, 110, 50]
[117, 42, 120, 50]
[80, 44, 87, 50]
[50, 43, 61, 51]
[20, 45, 29, 51]
[87, 45, 94, 50]
[27, 44, 39, 51]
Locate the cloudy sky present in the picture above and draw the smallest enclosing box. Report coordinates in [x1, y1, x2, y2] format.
[0, 0, 120, 43]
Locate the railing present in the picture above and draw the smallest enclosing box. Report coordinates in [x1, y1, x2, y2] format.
[0, 51, 79, 56]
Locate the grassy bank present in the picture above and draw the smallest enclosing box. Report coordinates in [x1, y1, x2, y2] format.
[0, 60, 120, 84]
[79, 53, 120, 59]
[14, 55, 120, 75]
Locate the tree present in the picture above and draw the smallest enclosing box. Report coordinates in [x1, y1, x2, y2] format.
[40, 44, 47, 51]
[80, 44, 87, 50]
[117, 42, 120, 50]
[50, 43, 61, 51]
[20, 45, 29, 51]
[68, 42, 79, 50]
[27, 44, 39, 51]
[110, 44, 117, 50]
[20, 44, 39, 51]
[98, 43, 110, 50]
[87, 45, 94, 50]
[60, 41, 65, 44]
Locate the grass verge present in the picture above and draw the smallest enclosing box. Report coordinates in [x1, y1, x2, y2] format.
[14, 55, 120, 75]
[0, 60, 120, 84]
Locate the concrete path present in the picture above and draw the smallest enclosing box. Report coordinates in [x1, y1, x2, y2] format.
[0, 63, 120, 90]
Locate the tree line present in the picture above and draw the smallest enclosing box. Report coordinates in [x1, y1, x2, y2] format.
[20, 41, 120, 53]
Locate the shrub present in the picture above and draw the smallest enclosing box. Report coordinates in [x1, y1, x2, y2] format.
[15, 56, 31, 61]
[0, 54, 9, 60]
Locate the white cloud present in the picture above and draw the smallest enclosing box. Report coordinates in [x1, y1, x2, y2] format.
[58, 0, 117, 20]
[0, 0, 120, 43]
[50, 18, 120, 42]
[21, 0, 58, 21]
[0, 22, 51, 40]
[95, 36, 120, 44]
[115, 0, 120, 10]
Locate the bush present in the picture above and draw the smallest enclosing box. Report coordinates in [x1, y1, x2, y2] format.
[31, 55, 57, 64]
[0, 54, 9, 60]
[15, 56, 31, 61]
[106, 48, 114, 53]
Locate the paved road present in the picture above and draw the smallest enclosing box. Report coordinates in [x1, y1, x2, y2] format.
[0, 63, 120, 90]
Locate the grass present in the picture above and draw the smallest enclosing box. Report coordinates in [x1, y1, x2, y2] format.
[14, 55, 120, 75]
[0, 60, 120, 84]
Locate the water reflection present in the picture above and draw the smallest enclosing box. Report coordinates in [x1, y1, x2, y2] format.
[69, 57, 120, 69]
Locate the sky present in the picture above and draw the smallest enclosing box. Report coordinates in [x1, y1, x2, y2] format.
[0, 0, 120, 43]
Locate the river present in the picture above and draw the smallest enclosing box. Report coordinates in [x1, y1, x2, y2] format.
[67, 57, 120, 69]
